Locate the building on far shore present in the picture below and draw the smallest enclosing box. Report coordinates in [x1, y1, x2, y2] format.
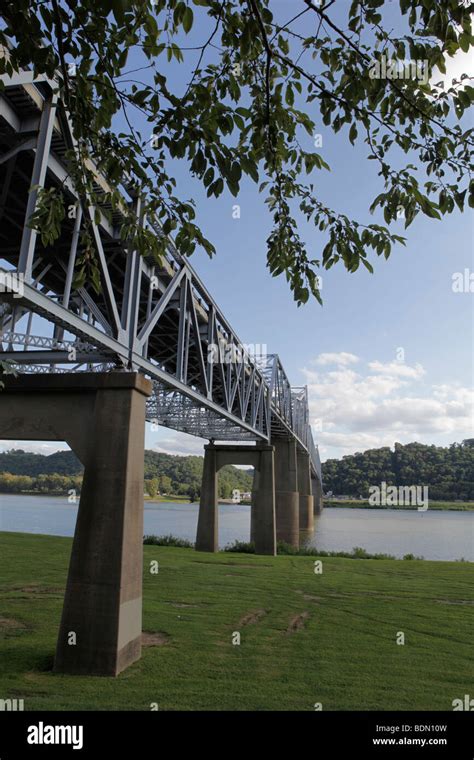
[231, 490, 252, 503]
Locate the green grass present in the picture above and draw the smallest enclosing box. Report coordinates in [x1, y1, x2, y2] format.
[0, 531, 472, 711]
[324, 499, 474, 511]
[143, 534, 194, 548]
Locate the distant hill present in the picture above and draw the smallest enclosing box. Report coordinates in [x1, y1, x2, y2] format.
[0, 449, 82, 476]
[143, 451, 252, 496]
[0, 448, 253, 498]
[4, 440, 472, 502]
[322, 440, 474, 501]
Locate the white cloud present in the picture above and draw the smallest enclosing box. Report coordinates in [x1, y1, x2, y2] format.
[0, 441, 69, 455]
[305, 356, 474, 459]
[368, 360, 425, 379]
[146, 427, 206, 457]
[432, 384, 473, 403]
[312, 352, 359, 367]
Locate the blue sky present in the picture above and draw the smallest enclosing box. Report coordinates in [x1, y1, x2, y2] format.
[2, 1, 473, 461]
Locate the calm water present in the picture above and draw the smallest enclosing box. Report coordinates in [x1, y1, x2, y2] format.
[0, 494, 473, 561]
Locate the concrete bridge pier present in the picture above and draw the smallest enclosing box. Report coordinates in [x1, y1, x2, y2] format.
[251, 446, 276, 555]
[0, 372, 152, 676]
[196, 444, 276, 555]
[312, 475, 324, 515]
[195, 444, 219, 552]
[297, 450, 314, 533]
[274, 438, 299, 548]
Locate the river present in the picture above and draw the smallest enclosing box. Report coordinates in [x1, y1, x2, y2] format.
[0, 494, 472, 561]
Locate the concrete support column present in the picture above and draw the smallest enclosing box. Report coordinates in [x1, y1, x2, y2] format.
[274, 438, 299, 547]
[54, 375, 151, 676]
[0, 373, 152, 677]
[196, 444, 218, 552]
[250, 467, 260, 544]
[297, 450, 314, 532]
[312, 476, 323, 515]
[252, 446, 276, 556]
[197, 444, 276, 556]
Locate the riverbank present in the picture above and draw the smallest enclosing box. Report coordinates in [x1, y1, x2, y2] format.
[324, 499, 474, 511]
[144, 494, 190, 504]
[2, 492, 473, 511]
[145, 533, 424, 560]
[0, 531, 471, 710]
[0, 492, 192, 503]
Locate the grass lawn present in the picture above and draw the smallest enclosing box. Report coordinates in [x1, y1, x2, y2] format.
[0, 531, 472, 711]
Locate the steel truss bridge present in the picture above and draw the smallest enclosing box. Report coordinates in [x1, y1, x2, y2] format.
[0, 58, 321, 482]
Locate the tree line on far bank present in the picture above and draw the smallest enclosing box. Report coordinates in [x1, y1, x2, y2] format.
[0, 472, 82, 496]
[0, 449, 253, 500]
[323, 440, 474, 501]
[1, 441, 472, 501]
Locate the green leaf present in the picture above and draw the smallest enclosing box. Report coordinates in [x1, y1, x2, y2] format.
[454, 190, 467, 212]
[419, 196, 441, 219]
[183, 7, 194, 33]
[278, 35, 289, 55]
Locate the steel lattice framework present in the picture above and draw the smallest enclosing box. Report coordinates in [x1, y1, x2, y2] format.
[0, 55, 322, 482]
